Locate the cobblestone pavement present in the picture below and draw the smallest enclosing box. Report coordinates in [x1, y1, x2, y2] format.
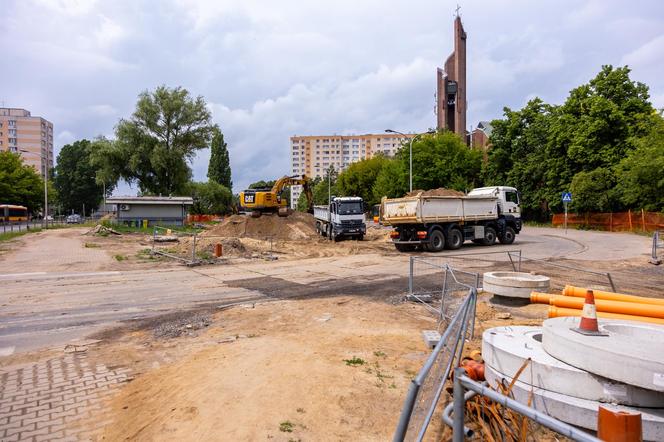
[0, 352, 130, 441]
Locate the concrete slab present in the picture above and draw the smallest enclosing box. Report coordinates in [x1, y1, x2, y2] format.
[485, 365, 664, 442]
[483, 271, 550, 298]
[422, 330, 441, 349]
[482, 326, 664, 406]
[543, 317, 664, 392]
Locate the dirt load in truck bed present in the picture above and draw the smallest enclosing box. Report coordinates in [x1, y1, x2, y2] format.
[405, 188, 465, 197]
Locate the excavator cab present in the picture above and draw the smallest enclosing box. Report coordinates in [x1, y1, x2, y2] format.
[240, 175, 313, 218]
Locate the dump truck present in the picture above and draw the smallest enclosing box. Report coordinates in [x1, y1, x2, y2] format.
[239, 175, 313, 217]
[314, 196, 366, 241]
[380, 186, 521, 252]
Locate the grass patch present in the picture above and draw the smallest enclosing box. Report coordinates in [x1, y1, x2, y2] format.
[279, 421, 295, 433]
[114, 254, 127, 261]
[84, 242, 100, 248]
[373, 350, 386, 358]
[343, 356, 365, 366]
[0, 229, 41, 242]
[296, 407, 305, 414]
[102, 221, 203, 235]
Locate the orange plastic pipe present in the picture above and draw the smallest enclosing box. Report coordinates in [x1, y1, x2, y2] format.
[548, 306, 664, 325]
[547, 295, 664, 319]
[597, 406, 642, 442]
[563, 285, 664, 306]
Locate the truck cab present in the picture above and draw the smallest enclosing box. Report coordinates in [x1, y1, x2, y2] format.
[314, 197, 367, 241]
[467, 186, 520, 216]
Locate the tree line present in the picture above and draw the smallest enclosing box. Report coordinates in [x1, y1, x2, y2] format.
[297, 65, 663, 219]
[0, 86, 234, 217]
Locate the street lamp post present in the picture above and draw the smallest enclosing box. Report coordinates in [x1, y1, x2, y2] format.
[20, 149, 48, 228]
[385, 129, 436, 193]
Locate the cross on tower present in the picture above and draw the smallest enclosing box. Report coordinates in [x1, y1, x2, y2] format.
[455, 4, 461, 17]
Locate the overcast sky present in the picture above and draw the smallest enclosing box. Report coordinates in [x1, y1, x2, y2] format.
[2, 0, 663, 194]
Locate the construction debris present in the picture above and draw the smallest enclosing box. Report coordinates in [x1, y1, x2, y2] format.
[86, 224, 122, 236]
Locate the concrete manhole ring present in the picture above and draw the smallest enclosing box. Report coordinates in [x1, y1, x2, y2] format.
[483, 271, 550, 298]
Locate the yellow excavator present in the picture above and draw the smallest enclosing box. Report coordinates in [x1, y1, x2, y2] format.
[240, 175, 313, 217]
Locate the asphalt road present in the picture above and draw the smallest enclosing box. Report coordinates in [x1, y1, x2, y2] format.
[0, 226, 654, 357]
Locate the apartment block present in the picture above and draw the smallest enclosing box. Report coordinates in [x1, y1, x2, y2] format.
[289, 133, 415, 208]
[0, 108, 54, 179]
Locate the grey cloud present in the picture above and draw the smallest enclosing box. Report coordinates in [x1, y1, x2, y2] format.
[2, 0, 663, 194]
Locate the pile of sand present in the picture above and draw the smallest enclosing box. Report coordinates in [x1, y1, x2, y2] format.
[406, 188, 465, 197]
[203, 212, 317, 241]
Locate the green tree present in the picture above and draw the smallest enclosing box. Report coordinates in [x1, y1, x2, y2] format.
[616, 114, 664, 211]
[483, 65, 656, 219]
[187, 181, 233, 215]
[570, 168, 620, 213]
[53, 140, 107, 216]
[372, 159, 407, 201]
[406, 131, 481, 193]
[207, 126, 232, 189]
[336, 155, 390, 207]
[92, 86, 215, 195]
[0, 151, 44, 213]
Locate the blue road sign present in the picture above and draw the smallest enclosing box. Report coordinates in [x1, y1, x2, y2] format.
[562, 192, 572, 203]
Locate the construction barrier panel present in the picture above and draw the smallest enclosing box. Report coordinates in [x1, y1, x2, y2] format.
[552, 210, 664, 232]
[187, 214, 223, 223]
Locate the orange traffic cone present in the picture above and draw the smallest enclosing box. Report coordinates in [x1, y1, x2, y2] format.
[572, 290, 608, 336]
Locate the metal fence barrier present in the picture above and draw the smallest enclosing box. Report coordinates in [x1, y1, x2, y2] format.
[651, 230, 663, 265]
[1, 220, 67, 233]
[409, 250, 618, 297]
[393, 270, 477, 442]
[151, 225, 200, 265]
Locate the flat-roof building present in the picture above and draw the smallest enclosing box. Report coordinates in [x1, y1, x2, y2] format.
[105, 196, 194, 226]
[0, 108, 54, 179]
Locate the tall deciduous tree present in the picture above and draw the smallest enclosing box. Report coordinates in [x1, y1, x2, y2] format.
[483, 65, 656, 219]
[0, 151, 44, 213]
[616, 113, 664, 212]
[336, 155, 391, 207]
[53, 139, 106, 215]
[187, 181, 233, 215]
[207, 126, 232, 190]
[92, 86, 215, 195]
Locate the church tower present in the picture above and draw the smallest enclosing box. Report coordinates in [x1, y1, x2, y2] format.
[436, 14, 467, 138]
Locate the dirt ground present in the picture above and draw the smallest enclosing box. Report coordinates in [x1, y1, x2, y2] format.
[74, 292, 541, 442]
[2, 222, 662, 440]
[83, 297, 437, 441]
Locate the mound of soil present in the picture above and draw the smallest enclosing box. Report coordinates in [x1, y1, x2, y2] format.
[204, 212, 317, 241]
[406, 188, 465, 197]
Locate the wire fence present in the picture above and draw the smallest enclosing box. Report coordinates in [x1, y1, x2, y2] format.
[409, 250, 618, 297]
[1, 220, 68, 233]
[150, 226, 200, 265]
[394, 277, 477, 442]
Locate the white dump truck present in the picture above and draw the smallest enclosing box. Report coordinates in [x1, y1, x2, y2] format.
[380, 186, 522, 252]
[314, 196, 366, 241]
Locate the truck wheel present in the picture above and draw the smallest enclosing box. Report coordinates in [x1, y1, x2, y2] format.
[395, 243, 416, 252]
[446, 228, 463, 250]
[499, 226, 516, 245]
[428, 230, 445, 252]
[357, 234, 364, 241]
[332, 230, 340, 242]
[483, 227, 497, 246]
